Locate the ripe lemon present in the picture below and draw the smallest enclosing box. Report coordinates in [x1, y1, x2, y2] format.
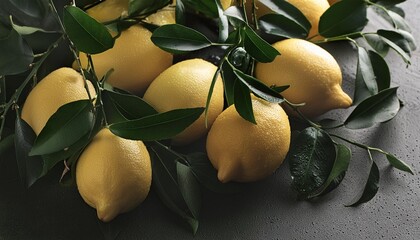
[21, 67, 96, 135]
[77, 1, 175, 95]
[241, 0, 329, 39]
[143, 58, 224, 146]
[76, 128, 152, 222]
[255, 38, 352, 118]
[206, 97, 291, 183]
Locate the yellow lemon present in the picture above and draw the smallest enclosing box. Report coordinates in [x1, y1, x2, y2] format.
[206, 97, 291, 183]
[255, 38, 352, 118]
[76, 128, 152, 222]
[241, 0, 329, 39]
[143, 59, 224, 146]
[21, 67, 96, 135]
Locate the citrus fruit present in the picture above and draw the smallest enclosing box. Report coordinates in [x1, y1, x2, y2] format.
[76, 1, 174, 95]
[76, 128, 152, 222]
[21, 67, 96, 135]
[242, 0, 329, 39]
[206, 97, 291, 183]
[143, 58, 224, 146]
[255, 38, 352, 118]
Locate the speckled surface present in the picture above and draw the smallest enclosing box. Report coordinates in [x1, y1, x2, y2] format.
[1, 1, 420, 240]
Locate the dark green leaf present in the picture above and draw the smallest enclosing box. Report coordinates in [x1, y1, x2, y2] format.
[224, 6, 246, 27]
[205, 67, 222, 126]
[0, 28, 34, 75]
[221, 61, 237, 106]
[128, 0, 170, 16]
[109, 107, 204, 141]
[259, 0, 311, 31]
[346, 160, 379, 207]
[309, 144, 351, 198]
[345, 87, 400, 129]
[243, 26, 280, 63]
[396, 29, 417, 51]
[386, 153, 414, 174]
[175, 0, 186, 24]
[151, 24, 212, 54]
[369, 50, 390, 91]
[319, 0, 368, 38]
[258, 14, 308, 39]
[233, 80, 255, 124]
[289, 127, 336, 197]
[186, 152, 246, 194]
[176, 162, 201, 219]
[148, 143, 199, 234]
[10, 16, 57, 35]
[378, 29, 412, 53]
[30, 100, 94, 156]
[14, 115, 43, 188]
[63, 6, 114, 54]
[364, 34, 390, 57]
[232, 66, 284, 104]
[358, 47, 378, 95]
[8, 0, 49, 19]
[182, 0, 218, 18]
[380, 36, 411, 64]
[102, 89, 157, 121]
[387, 10, 411, 32]
[0, 75, 5, 104]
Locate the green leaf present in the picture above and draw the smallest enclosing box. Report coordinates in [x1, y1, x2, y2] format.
[346, 160, 379, 207]
[182, 0, 219, 18]
[8, 0, 49, 19]
[151, 24, 212, 54]
[233, 80, 255, 124]
[386, 153, 414, 174]
[232, 67, 284, 104]
[14, 115, 43, 188]
[63, 6, 114, 54]
[259, 0, 311, 31]
[128, 0, 153, 16]
[186, 152, 246, 194]
[30, 100, 94, 156]
[289, 127, 336, 197]
[364, 34, 390, 57]
[109, 107, 204, 141]
[309, 144, 351, 198]
[379, 35, 411, 64]
[148, 143, 199, 234]
[102, 89, 157, 121]
[0, 75, 5, 105]
[357, 47, 378, 95]
[221, 61, 237, 106]
[319, 0, 368, 38]
[10, 15, 57, 35]
[369, 50, 390, 91]
[258, 14, 308, 39]
[387, 10, 411, 32]
[345, 87, 400, 129]
[396, 29, 417, 51]
[223, 6, 246, 27]
[176, 162, 201, 219]
[0, 28, 34, 75]
[243, 26, 280, 63]
[175, 0, 186, 24]
[204, 67, 222, 127]
[378, 29, 412, 53]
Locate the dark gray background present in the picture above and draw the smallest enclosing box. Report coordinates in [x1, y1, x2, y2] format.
[1, 1, 419, 239]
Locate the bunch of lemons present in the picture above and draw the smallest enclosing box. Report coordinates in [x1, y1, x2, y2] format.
[21, 0, 352, 222]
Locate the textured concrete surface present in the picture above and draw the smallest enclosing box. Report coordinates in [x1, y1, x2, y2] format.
[0, 1, 419, 239]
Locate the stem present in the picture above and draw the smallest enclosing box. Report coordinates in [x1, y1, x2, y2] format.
[49, 0, 93, 102]
[283, 99, 321, 129]
[311, 32, 363, 44]
[0, 35, 65, 140]
[154, 141, 190, 166]
[330, 133, 388, 155]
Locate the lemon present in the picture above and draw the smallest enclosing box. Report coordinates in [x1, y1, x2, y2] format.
[206, 97, 291, 183]
[76, 1, 175, 95]
[241, 0, 329, 39]
[76, 128, 152, 222]
[255, 38, 352, 118]
[143, 59, 224, 146]
[21, 67, 96, 135]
